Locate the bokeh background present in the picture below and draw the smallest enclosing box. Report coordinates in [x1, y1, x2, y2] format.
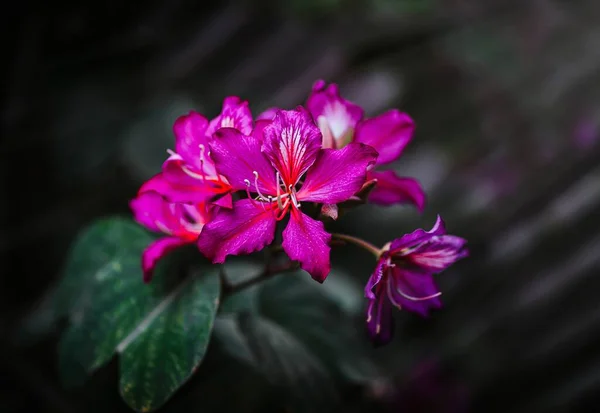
[2, 0, 600, 412]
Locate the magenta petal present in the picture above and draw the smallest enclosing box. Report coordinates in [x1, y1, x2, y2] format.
[257, 107, 280, 121]
[355, 110, 415, 165]
[173, 111, 210, 170]
[306, 80, 364, 144]
[408, 235, 469, 273]
[262, 108, 323, 185]
[388, 268, 442, 317]
[282, 208, 331, 283]
[130, 190, 175, 233]
[389, 215, 447, 252]
[142, 237, 188, 283]
[366, 288, 394, 346]
[209, 128, 278, 193]
[365, 259, 386, 299]
[252, 119, 272, 143]
[297, 143, 378, 204]
[367, 170, 426, 210]
[138, 173, 175, 197]
[197, 199, 277, 263]
[207, 96, 253, 136]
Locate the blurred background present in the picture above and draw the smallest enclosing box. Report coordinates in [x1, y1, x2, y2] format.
[2, 0, 600, 412]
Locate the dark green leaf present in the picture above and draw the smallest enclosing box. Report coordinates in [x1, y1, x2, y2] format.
[260, 271, 378, 383]
[30, 217, 221, 412]
[19, 217, 153, 342]
[219, 260, 263, 315]
[238, 314, 338, 412]
[119, 274, 220, 412]
[213, 316, 256, 366]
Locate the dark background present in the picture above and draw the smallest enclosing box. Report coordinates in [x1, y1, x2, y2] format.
[2, 0, 600, 412]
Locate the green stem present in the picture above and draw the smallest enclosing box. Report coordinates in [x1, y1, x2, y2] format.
[331, 233, 382, 257]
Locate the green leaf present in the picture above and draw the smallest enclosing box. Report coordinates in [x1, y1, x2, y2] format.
[219, 260, 263, 315]
[19, 217, 153, 342]
[238, 314, 338, 412]
[313, 269, 364, 316]
[213, 316, 256, 366]
[260, 271, 378, 383]
[119, 274, 220, 412]
[35, 217, 221, 412]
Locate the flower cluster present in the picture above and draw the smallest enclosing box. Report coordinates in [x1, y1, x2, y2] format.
[130, 80, 468, 345]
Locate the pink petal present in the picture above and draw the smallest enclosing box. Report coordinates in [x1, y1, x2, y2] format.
[158, 157, 228, 203]
[389, 215, 447, 253]
[388, 268, 442, 317]
[197, 199, 277, 263]
[407, 235, 468, 273]
[297, 143, 378, 204]
[130, 190, 178, 233]
[213, 193, 233, 209]
[130, 190, 209, 239]
[142, 237, 189, 283]
[355, 110, 415, 165]
[306, 80, 363, 146]
[256, 107, 280, 121]
[367, 170, 426, 210]
[366, 282, 394, 346]
[261, 107, 322, 186]
[138, 173, 174, 197]
[282, 208, 331, 282]
[207, 96, 253, 136]
[209, 128, 278, 194]
[172, 110, 211, 170]
[162, 152, 219, 188]
[252, 119, 272, 143]
[364, 259, 386, 300]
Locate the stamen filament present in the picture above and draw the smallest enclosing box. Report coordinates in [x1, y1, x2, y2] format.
[396, 287, 442, 302]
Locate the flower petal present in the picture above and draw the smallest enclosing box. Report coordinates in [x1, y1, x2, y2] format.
[355, 110, 415, 165]
[197, 199, 277, 263]
[408, 235, 468, 273]
[172, 110, 211, 170]
[367, 170, 426, 210]
[388, 268, 442, 317]
[130, 190, 178, 233]
[209, 128, 278, 194]
[158, 158, 228, 203]
[297, 143, 378, 204]
[366, 284, 394, 346]
[364, 259, 386, 300]
[130, 190, 209, 239]
[207, 96, 253, 136]
[389, 215, 447, 253]
[282, 208, 331, 282]
[252, 119, 272, 143]
[142, 237, 188, 283]
[257, 107, 280, 121]
[306, 80, 363, 146]
[262, 108, 322, 186]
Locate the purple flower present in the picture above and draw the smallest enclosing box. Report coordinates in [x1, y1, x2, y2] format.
[365, 216, 468, 345]
[306, 80, 426, 211]
[197, 107, 378, 282]
[157, 96, 255, 205]
[130, 173, 214, 283]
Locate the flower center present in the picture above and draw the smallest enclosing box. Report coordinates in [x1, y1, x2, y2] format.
[243, 171, 301, 220]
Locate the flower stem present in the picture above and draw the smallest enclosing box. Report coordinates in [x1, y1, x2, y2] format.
[222, 260, 299, 297]
[331, 233, 381, 257]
